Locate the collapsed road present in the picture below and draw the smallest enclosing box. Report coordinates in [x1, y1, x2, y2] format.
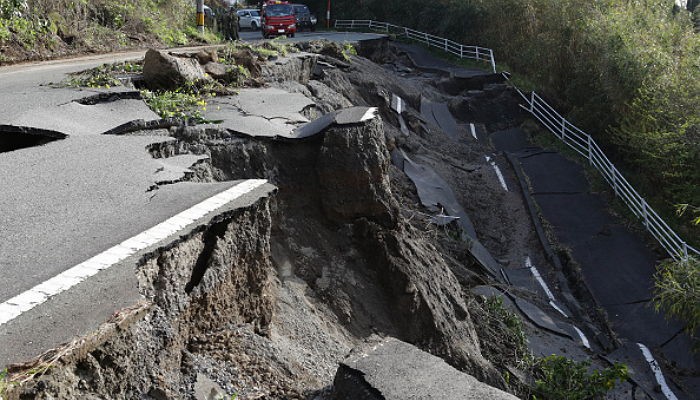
[0, 31, 697, 400]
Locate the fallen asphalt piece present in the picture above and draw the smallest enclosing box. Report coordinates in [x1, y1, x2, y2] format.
[392, 150, 509, 281]
[396, 150, 477, 238]
[420, 96, 460, 140]
[394, 42, 495, 79]
[333, 337, 518, 400]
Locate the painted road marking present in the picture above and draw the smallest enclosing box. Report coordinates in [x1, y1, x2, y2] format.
[470, 123, 477, 140]
[391, 94, 405, 114]
[525, 257, 592, 349]
[526, 256, 568, 317]
[638, 343, 678, 400]
[0, 179, 268, 327]
[572, 325, 591, 349]
[485, 155, 509, 191]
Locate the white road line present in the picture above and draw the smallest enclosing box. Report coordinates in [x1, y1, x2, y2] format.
[525, 257, 591, 349]
[548, 300, 569, 318]
[361, 107, 378, 122]
[527, 257, 555, 300]
[638, 343, 678, 400]
[470, 123, 477, 140]
[485, 155, 509, 191]
[0, 179, 268, 327]
[572, 325, 591, 349]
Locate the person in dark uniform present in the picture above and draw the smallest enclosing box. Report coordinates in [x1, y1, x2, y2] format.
[222, 9, 232, 40]
[229, 8, 240, 41]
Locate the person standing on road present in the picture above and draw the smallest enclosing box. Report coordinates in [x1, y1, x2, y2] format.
[230, 8, 240, 41]
[222, 8, 232, 40]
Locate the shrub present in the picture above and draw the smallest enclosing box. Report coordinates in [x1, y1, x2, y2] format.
[654, 256, 700, 339]
[532, 355, 629, 400]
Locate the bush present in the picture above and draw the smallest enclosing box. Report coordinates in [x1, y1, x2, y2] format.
[654, 256, 700, 339]
[532, 355, 628, 400]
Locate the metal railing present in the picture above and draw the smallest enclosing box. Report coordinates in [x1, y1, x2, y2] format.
[334, 20, 496, 73]
[334, 19, 698, 261]
[519, 91, 699, 261]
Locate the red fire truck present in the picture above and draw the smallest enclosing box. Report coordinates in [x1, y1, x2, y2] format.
[261, 1, 297, 38]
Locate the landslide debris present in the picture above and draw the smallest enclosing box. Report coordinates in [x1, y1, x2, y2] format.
[4, 38, 623, 400]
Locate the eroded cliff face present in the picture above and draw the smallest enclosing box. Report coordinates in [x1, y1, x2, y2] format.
[7, 198, 275, 400]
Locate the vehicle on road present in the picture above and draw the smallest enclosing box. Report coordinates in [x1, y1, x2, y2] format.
[291, 4, 315, 31]
[261, 1, 296, 38]
[237, 8, 262, 30]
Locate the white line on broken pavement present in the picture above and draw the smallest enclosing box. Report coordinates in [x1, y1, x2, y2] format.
[572, 325, 591, 349]
[0, 179, 268, 327]
[485, 155, 509, 191]
[638, 343, 678, 400]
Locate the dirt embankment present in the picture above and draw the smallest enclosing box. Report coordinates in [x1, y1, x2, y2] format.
[5, 39, 549, 399]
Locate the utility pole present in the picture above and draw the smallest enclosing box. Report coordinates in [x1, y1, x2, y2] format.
[326, 0, 331, 29]
[196, 0, 205, 34]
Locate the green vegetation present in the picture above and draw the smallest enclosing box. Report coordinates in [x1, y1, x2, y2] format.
[328, 0, 700, 245]
[470, 295, 531, 370]
[654, 256, 700, 343]
[65, 60, 142, 88]
[531, 355, 628, 400]
[0, 0, 222, 62]
[142, 88, 208, 122]
[0, 368, 8, 397]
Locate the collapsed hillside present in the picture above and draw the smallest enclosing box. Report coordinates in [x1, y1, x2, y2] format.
[2, 38, 665, 399]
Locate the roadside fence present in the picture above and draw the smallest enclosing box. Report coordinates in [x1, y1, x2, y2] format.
[335, 19, 698, 261]
[334, 20, 496, 73]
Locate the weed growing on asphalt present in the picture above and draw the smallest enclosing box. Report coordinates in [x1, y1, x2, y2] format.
[141, 88, 207, 122]
[64, 61, 143, 89]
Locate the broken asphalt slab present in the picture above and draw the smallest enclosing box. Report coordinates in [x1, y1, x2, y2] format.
[333, 337, 518, 400]
[0, 180, 276, 368]
[420, 96, 460, 140]
[394, 42, 495, 79]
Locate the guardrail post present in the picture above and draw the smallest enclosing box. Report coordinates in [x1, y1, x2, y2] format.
[529, 92, 535, 113]
[444, 38, 448, 51]
[611, 167, 619, 197]
[490, 49, 496, 73]
[587, 136, 593, 165]
[404, 27, 408, 38]
[560, 118, 566, 140]
[642, 200, 650, 227]
[683, 243, 689, 260]
[424, 32, 428, 44]
[475, 47, 480, 61]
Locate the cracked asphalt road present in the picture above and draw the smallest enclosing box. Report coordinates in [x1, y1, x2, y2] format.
[0, 31, 383, 367]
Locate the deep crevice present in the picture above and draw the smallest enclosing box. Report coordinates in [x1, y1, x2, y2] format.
[73, 91, 143, 105]
[184, 219, 229, 294]
[0, 125, 67, 153]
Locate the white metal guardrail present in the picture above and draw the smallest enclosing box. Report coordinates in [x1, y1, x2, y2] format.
[334, 19, 496, 73]
[518, 91, 699, 261]
[335, 19, 698, 261]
